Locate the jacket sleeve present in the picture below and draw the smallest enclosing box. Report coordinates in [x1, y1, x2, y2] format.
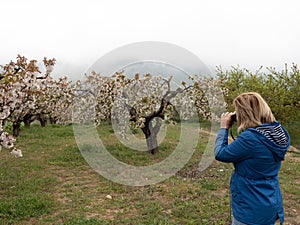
[214, 128, 254, 163]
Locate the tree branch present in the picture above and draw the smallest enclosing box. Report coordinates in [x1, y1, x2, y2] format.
[146, 86, 193, 120]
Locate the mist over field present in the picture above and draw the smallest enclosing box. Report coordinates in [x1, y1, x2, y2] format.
[1, 1, 299, 83]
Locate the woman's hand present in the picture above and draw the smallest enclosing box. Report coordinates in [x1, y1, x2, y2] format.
[220, 112, 235, 130]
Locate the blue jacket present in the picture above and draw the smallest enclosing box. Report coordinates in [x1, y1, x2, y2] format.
[214, 122, 290, 225]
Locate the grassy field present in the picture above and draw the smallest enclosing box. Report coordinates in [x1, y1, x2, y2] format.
[0, 122, 299, 225]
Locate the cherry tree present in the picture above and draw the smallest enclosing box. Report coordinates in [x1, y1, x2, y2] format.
[73, 71, 226, 154]
[0, 55, 73, 157]
[0, 55, 56, 136]
[0, 55, 36, 156]
[33, 74, 74, 126]
[73, 71, 125, 125]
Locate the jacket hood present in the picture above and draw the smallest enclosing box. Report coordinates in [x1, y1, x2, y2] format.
[250, 122, 290, 161]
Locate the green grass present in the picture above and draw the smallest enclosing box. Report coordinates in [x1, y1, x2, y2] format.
[0, 122, 299, 224]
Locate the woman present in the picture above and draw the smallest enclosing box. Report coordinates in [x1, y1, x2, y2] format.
[214, 92, 290, 225]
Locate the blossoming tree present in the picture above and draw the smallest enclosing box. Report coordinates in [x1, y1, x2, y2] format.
[0, 55, 74, 156]
[73, 71, 226, 154]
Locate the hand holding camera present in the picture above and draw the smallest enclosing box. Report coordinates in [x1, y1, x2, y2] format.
[220, 112, 236, 130]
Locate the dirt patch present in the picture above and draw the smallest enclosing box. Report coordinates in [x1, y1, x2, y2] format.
[288, 146, 300, 154]
[211, 188, 228, 198]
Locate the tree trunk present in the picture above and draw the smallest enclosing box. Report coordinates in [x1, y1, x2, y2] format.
[24, 119, 31, 129]
[142, 126, 159, 154]
[39, 118, 47, 127]
[141, 117, 162, 154]
[23, 114, 35, 128]
[13, 121, 21, 137]
[49, 117, 57, 125]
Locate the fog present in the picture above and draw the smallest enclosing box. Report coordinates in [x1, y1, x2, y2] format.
[1, 0, 299, 81]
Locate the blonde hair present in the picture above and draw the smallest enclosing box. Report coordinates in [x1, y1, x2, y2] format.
[233, 92, 275, 132]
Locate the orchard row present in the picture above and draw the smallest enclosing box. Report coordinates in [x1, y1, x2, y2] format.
[1, 55, 226, 155]
[1, 55, 299, 156]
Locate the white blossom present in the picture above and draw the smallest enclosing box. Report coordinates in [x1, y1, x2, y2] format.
[10, 148, 23, 158]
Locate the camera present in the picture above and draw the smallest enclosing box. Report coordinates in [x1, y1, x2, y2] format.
[229, 112, 237, 127]
[229, 112, 237, 140]
[231, 113, 237, 123]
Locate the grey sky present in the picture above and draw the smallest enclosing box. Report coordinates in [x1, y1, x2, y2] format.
[1, 0, 299, 80]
